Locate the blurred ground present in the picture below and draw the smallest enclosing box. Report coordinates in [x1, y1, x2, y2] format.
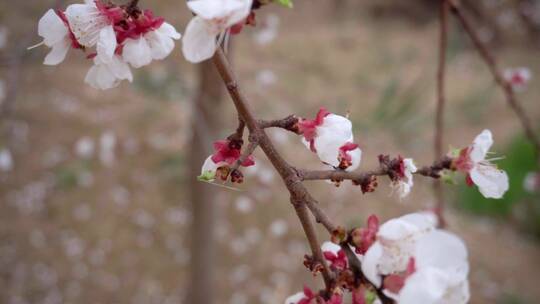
[1, 0, 540, 304]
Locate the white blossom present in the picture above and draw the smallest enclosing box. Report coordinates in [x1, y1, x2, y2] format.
[503, 67, 531, 91]
[65, 0, 117, 63]
[394, 158, 417, 199]
[122, 22, 181, 68]
[299, 109, 362, 171]
[84, 55, 133, 90]
[37, 9, 71, 65]
[182, 0, 253, 63]
[362, 212, 438, 287]
[457, 129, 509, 199]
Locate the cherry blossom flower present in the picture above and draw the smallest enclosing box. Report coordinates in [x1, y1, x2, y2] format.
[199, 139, 255, 182]
[503, 67, 531, 91]
[37, 9, 82, 65]
[65, 0, 123, 63]
[454, 129, 509, 199]
[84, 55, 132, 90]
[299, 108, 362, 171]
[361, 212, 438, 287]
[182, 0, 253, 63]
[284, 286, 315, 304]
[392, 157, 417, 199]
[119, 11, 181, 68]
[393, 231, 470, 304]
[321, 241, 347, 271]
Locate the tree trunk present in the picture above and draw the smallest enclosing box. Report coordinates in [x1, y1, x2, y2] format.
[187, 59, 225, 304]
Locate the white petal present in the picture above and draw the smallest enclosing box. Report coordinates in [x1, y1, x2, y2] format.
[65, 2, 109, 47]
[188, 0, 244, 20]
[201, 156, 220, 176]
[414, 230, 469, 283]
[84, 56, 132, 90]
[182, 17, 218, 63]
[96, 26, 117, 63]
[313, 114, 354, 167]
[398, 268, 450, 304]
[38, 9, 69, 46]
[157, 22, 182, 40]
[470, 129, 493, 163]
[361, 241, 383, 287]
[284, 292, 305, 304]
[346, 147, 362, 171]
[85, 64, 117, 90]
[123, 37, 153, 68]
[43, 39, 70, 65]
[321, 241, 341, 256]
[108, 56, 133, 82]
[470, 165, 509, 199]
[376, 212, 436, 274]
[146, 31, 175, 60]
[226, 0, 253, 27]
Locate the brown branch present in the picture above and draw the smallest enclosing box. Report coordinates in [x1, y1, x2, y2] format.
[450, 1, 540, 162]
[298, 156, 453, 182]
[211, 48, 335, 291]
[434, 0, 449, 226]
[230, 135, 259, 172]
[258, 115, 299, 132]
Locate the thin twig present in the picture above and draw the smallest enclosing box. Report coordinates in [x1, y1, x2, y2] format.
[434, 0, 449, 226]
[298, 156, 453, 182]
[211, 48, 335, 291]
[450, 1, 540, 162]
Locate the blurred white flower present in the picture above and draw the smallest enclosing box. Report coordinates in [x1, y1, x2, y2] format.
[75, 136, 95, 159]
[0, 148, 13, 172]
[182, 0, 253, 63]
[503, 67, 531, 91]
[254, 14, 279, 45]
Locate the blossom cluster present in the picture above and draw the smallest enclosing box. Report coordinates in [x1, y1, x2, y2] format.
[286, 212, 470, 304]
[294, 109, 509, 200]
[36, 0, 181, 90]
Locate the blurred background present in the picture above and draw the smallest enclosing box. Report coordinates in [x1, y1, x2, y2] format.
[0, 0, 540, 303]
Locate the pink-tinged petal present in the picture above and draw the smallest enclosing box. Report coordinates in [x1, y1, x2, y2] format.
[241, 155, 255, 167]
[96, 25, 117, 64]
[38, 9, 69, 46]
[44, 39, 70, 65]
[361, 241, 383, 287]
[182, 16, 218, 63]
[470, 165, 509, 199]
[123, 37, 153, 68]
[470, 129, 493, 163]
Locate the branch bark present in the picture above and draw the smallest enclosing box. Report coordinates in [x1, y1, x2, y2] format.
[450, 1, 540, 162]
[211, 48, 335, 290]
[434, 0, 449, 225]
